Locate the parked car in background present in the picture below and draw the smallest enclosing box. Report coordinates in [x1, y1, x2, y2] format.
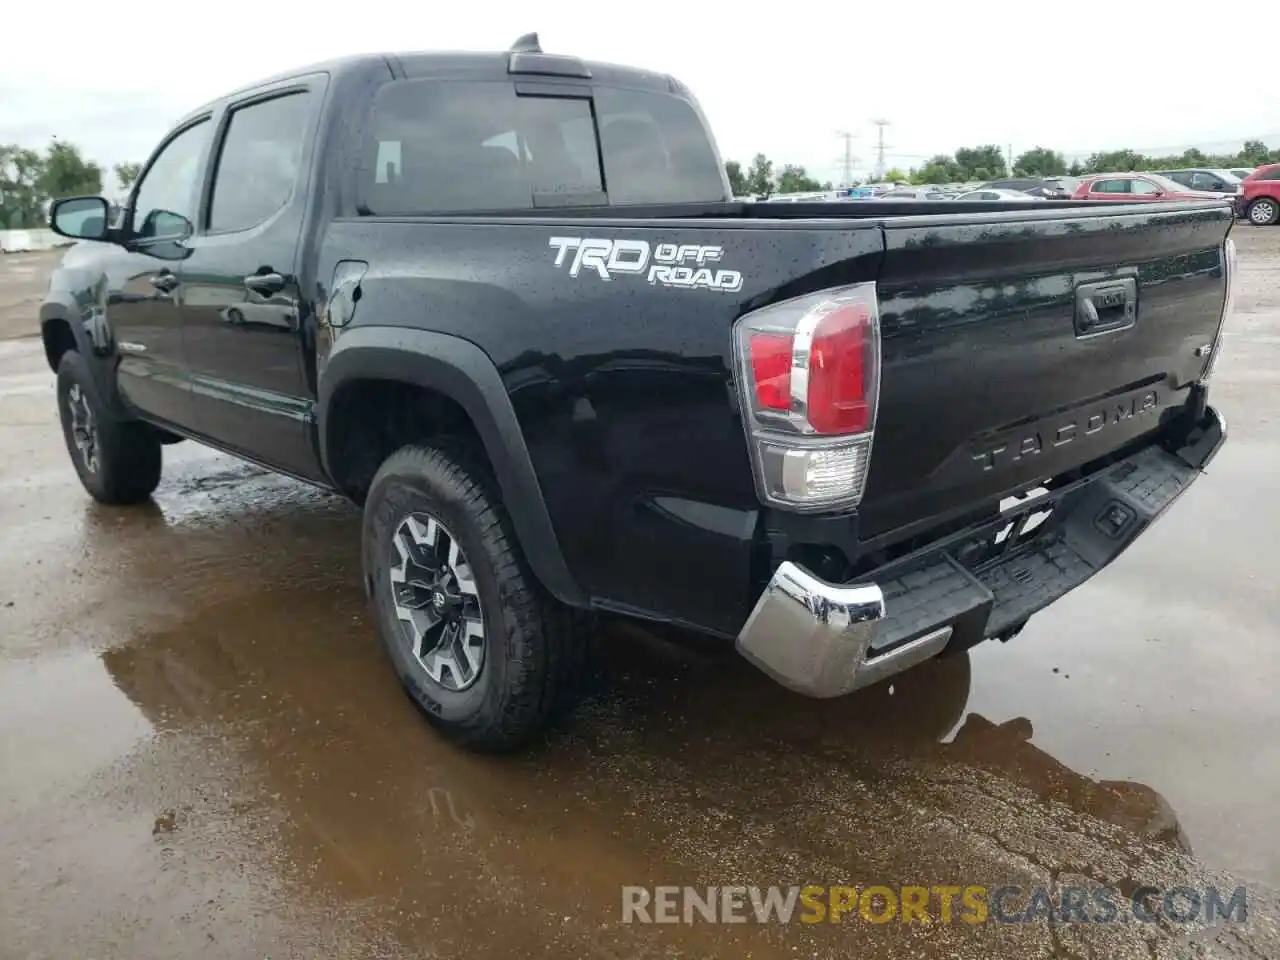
[1229, 168, 1255, 180]
[1070, 173, 1222, 203]
[1239, 163, 1280, 225]
[978, 177, 1074, 199]
[955, 188, 1036, 201]
[1153, 169, 1242, 198]
[876, 187, 956, 200]
[1043, 176, 1081, 194]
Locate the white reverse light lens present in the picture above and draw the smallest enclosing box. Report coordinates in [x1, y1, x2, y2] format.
[756, 437, 871, 508]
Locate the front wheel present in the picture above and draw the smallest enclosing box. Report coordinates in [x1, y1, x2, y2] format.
[1247, 197, 1279, 226]
[362, 443, 587, 752]
[56, 351, 162, 504]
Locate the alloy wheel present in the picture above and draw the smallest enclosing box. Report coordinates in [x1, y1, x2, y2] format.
[1250, 199, 1278, 225]
[388, 512, 486, 691]
[67, 383, 99, 474]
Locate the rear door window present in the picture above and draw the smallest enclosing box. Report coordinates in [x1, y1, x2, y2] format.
[360, 79, 725, 214]
[1091, 179, 1128, 194]
[363, 81, 601, 214]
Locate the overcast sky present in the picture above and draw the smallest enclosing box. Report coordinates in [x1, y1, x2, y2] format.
[3, 0, 1277, 190]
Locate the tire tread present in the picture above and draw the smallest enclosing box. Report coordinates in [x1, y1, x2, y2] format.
[367, 443, 589, 751]
[56, 352, 161, 505]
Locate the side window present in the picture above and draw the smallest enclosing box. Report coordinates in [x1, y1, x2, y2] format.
[1091, 179, 1125, 194]
[208, 92, 311, 233]
[1261, 167, 1280, 181]
[362, 81, 602, 215]
[132, 120, 211, 238]
[1130, 179, 1161, 195]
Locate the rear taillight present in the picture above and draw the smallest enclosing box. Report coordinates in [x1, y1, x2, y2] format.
[733, 283, 881, 512]
[1199, 237, 1236, 385]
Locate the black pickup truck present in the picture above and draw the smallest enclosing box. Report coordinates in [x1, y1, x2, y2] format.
[42, 36, 1233, 750]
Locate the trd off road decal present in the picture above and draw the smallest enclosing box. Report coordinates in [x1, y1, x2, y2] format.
[548, 237, 743, 292]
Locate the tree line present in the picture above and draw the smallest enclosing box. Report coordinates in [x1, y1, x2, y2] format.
[727, 140, 1280, 195]
[0, 142, 140, 230]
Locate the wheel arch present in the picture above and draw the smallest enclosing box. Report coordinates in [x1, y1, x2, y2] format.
[40, 297, 133, 416]
[40, 311, 78, 373]
[318, 326, 588, 608]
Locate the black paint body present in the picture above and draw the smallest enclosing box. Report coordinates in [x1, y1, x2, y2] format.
[40, 51, 1234, 639]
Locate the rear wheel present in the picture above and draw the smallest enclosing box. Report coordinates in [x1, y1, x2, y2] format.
[56, 351, 162, 504]
[1247, 197, 1279, 226]
[363, 443, 587, 751]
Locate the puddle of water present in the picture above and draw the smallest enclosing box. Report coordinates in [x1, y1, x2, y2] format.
[0, 650, 153, 815]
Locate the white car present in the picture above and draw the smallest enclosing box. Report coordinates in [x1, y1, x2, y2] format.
[954, 189, 1037, 202]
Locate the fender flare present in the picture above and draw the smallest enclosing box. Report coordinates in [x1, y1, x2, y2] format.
[39, 296, 130, 418]
[318, 326, 587, 608]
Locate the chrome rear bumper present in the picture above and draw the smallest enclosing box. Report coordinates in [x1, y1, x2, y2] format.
[737, 406, 1227, 699]
[735, 564, 953, 698]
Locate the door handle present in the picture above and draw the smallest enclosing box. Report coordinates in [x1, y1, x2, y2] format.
[1074, 278, 1137, 338]
[244, 271, 286, 296]
[149, 272, 179, 294]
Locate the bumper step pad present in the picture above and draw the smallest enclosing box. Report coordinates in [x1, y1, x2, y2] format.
[978, 533, 1092, 637]
[868, 444, 1203, 656]
[872, 556, 990, 653]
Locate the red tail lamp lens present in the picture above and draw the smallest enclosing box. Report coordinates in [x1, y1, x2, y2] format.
[807, 304, 870, 434]
[749, 332, 793, 411]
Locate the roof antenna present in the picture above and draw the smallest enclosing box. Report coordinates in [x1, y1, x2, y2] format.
[510, 32, 541, 53]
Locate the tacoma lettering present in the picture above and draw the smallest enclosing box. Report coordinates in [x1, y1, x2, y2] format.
[972, 391, 1159, 472]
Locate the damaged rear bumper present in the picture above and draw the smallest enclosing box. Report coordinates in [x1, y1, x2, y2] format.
[736, 406, 1227, 698]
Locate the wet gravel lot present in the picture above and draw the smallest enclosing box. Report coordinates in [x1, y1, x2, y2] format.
[2, 230, 1279, 958]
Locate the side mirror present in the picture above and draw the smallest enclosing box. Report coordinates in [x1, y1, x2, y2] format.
[133, 208, 194, 244]
[49, 196, 110, 242]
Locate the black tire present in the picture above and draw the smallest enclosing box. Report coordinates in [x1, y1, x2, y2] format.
[1247, 197, 1280, 227]
[56, 351, 162, 505]
[362, 443, 587, 752]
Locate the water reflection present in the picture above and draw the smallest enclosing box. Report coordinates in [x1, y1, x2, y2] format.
[78, 460, 1200, 956]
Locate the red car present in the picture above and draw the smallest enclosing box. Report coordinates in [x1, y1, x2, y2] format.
[1239, 164, 1280, 226]
[1071, 172, 1223, 203]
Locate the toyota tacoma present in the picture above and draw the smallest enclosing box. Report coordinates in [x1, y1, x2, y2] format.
[40, 35, 1233, 750]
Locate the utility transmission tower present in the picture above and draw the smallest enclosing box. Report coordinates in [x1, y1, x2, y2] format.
[870, 119, 891, 180]
[834, 130, 859, 187]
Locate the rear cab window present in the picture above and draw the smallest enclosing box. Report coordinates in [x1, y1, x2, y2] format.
[360, 79, 727, 215]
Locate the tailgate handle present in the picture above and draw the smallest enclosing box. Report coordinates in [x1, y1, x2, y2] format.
[1075, 279, 1136, 338]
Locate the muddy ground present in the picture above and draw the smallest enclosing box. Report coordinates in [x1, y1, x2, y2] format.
[2, 229, 1279, 959]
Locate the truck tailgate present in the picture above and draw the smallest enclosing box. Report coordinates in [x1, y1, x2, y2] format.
[861, 203, 1232, 539]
